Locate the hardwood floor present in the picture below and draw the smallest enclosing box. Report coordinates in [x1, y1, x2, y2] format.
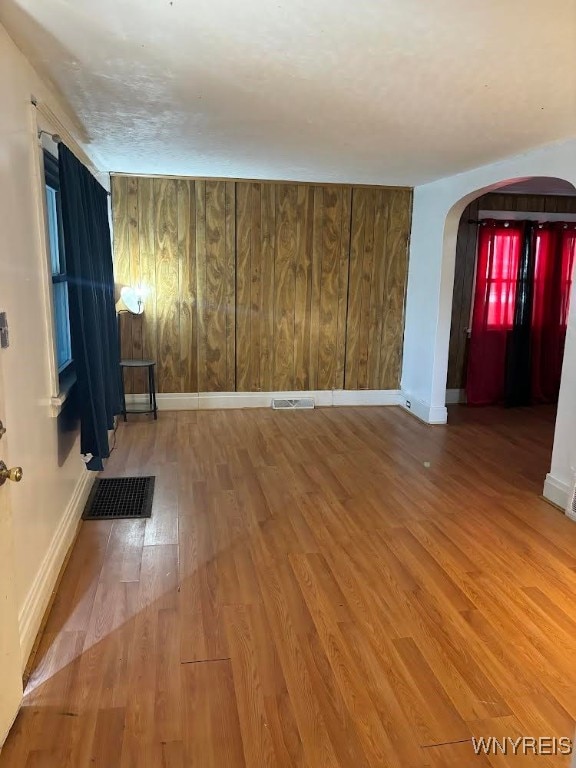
[2, 404, 575, 767]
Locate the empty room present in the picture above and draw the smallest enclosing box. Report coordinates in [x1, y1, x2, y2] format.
[1, 1, 576, 766]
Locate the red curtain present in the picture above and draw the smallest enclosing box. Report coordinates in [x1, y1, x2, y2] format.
[531, 223, 576, 402]
[467, 220, 575, 406]
[467, 221, 524, 405]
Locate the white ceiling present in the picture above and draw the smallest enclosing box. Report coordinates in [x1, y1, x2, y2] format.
[2, 0, 576, 186]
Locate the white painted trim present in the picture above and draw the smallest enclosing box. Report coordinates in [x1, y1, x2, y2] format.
[17, 469, 95, 668]
[199, 390, 334, 410]
[445, 388, 466, 404]
[125, 389, 403, 411]
[332, 389, 402, 406]
[401, 392, 448, 425]
[543, 473, 572, 513]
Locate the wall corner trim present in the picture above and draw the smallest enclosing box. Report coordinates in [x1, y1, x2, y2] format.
[543, 472, 571, 513]
[18, 468, 95, 668]
[400, 392, 448, 425]
[125, 389, 404, 411]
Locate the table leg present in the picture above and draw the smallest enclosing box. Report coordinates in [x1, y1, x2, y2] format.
[151, 365, 158, 420]
[120, 366, 127, 422]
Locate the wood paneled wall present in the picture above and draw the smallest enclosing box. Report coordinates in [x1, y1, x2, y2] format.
[447, 192, 576, 389]
[479, 193, 576, 214]
[446, 199, 479, 390]
[112, 176, 412, 394]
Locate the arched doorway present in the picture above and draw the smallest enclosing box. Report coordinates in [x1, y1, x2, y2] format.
[446, 177, 576, 406]
[441, 176, 576, 509]
[401, 140, 576, 509]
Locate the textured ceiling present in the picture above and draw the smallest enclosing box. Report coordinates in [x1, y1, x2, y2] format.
[2, 0, 576, 185]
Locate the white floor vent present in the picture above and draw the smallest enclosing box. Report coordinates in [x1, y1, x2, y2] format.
[272, 398, 315, 410]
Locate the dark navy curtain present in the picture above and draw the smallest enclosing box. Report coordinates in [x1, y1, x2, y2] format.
[504, 222, 536, 407]
[59, 145, 121, 470]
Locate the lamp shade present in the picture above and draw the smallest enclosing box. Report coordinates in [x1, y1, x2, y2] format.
[120, 286, 145, 315]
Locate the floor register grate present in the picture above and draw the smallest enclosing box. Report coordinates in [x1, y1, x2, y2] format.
[82, 476, 155, 520]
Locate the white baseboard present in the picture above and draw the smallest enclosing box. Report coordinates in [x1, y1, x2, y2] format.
[18, 469, 95, 668]
[126, 389, 403, 411]
[445, 388, 466, 405]
[543, 473, 571, 513]
[331, 389, 402, 406]
[198, 390, 335, 410]
[400, 392, 448, 425]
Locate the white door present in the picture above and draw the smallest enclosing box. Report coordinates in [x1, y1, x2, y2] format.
[0, 359, 23, 747]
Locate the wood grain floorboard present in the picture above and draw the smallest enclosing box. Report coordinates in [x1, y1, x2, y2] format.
[2, 404, 575, 767]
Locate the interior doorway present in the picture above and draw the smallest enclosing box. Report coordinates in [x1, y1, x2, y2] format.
[445, 176, 576, 495]
[0, 361, 24, 745]
[447, 177, 576, 404]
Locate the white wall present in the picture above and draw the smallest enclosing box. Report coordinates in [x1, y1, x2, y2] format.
[546, 302, 576, 510]
[402, 137, 576, 508]
[0, 23, 96, 666]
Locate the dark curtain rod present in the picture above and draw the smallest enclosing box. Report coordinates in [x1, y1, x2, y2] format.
[468, 219, 523, 225]
[469, 218, 575, 228]
[38, 128, 61, 143]
[33, 103, 111, 197]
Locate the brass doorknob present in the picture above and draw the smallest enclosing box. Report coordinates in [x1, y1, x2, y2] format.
[0, 461, 23, 485]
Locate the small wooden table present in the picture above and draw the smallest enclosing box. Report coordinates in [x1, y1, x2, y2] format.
[120, 359, 158, 421]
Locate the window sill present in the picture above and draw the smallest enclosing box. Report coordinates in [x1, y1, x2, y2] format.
[50, 368, 77, 417]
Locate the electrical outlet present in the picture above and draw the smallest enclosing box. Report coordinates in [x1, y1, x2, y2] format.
[405, 399, 411, 409]
[0, 312, 8, 349]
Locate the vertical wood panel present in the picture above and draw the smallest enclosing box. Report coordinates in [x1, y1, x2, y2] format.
[178, 180, 198, 392]
[317, 187, 343, 390]
[334, 188, 351, 390]
[367, 190, 390, 390]
[154, 178, 180, 393]
[308, 187, 324, 389]
[378, 189, 412, 389]
[235, 183, 252, 391]
[203, 181, 226, 391]
[195, 180, 207, 391]
[344, 187, 411, 390]
[447, 200, 478, 390]
[197, 181, 236, 392]
[127, 178, 145, 393]
[357, 190, 376, 389]
[249, 184, 262, 391]
[273, 185, 297, 391]
[293, 185, 314, 390]
[111, 177, 133, 392]
[112, 176, 413, 396]
[224, 181, 236, 391]
[138, 178, 158, 383]
[345, 189, 366, 389]
[260, 184, 276, 392]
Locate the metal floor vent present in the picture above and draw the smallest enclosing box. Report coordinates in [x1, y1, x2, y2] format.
[82, 476, 155, 520]
[272, 398, 315, 410]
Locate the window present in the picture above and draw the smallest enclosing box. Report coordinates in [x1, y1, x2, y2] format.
[483, 226, 522, 329]
[44, 150, 73, 376]
[531, 224, 575, 331]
